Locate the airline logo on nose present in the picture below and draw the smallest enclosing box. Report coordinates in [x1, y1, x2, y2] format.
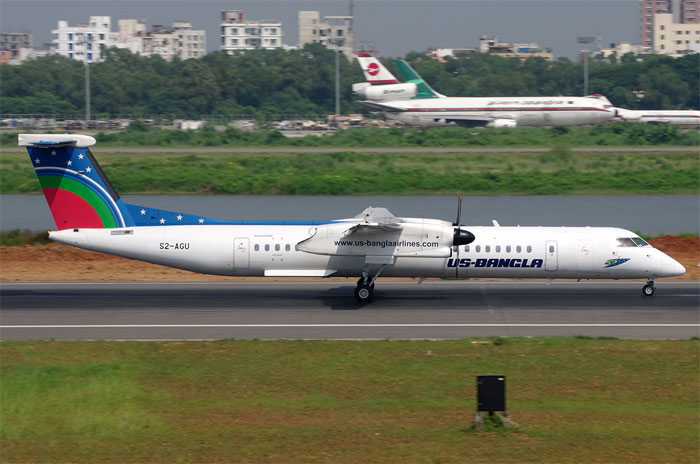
[367, 62, 380, 76]
[604, 258, 630, 268]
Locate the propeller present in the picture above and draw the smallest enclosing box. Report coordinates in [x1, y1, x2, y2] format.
[452, 194, 476, 278]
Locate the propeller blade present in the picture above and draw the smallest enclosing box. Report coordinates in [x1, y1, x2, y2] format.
[455, 194, 462, 226]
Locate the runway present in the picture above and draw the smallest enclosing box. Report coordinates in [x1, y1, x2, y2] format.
[1, 281, 698, 340]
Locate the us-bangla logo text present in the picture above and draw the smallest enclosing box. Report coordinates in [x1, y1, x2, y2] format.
[447, 258, 544, 268]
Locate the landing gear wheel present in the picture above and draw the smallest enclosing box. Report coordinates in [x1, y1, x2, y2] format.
[355, 284, 373, 303]
[642, 283, 655, 296]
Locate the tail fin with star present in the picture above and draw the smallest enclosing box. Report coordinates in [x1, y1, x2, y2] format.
[20, 134, 237, 230]
[20, 134, 136, 230]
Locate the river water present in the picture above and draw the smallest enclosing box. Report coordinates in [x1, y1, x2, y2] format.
[1, 194, 698, 235]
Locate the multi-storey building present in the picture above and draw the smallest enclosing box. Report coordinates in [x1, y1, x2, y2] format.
[220, 10, 283, 53]
[653, 12, 700, 55]
[117, 19, 147, 54]
[0, 33, 33, 59]
[52, 16, 118, 63]
[641, 0, 699, 48]
[298, 11, 354, 57]
[173, 21, 206, 59]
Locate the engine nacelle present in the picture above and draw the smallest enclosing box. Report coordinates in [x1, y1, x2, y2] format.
[486, 118, 517, 128]
[353, 82, 417, 101]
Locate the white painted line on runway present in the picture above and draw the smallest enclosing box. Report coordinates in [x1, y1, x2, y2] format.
[2, 323, 698, 329]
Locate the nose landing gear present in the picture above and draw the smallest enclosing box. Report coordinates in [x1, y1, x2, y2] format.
[642, 280, 655, 296]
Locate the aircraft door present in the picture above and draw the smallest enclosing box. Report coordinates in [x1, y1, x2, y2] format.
[234, 237, 250, 269]
[545, 240, 558, 271]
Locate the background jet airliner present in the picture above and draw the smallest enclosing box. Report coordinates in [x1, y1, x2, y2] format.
[20, 134, 684, 302]
[614, 107, 700, 126]
[353, 52, 615, 128]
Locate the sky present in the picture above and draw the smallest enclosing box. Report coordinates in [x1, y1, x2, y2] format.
[1, 0, 641, 59]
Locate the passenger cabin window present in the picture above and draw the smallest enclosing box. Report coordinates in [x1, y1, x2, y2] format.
[254, 244, 259, 251]
[476, 245, 481, 252]
[506, 245, 511, 253]
[285, 244, 291, 251]
[275, 244, 280, 251]
[526, 245, 532, 253]
[264, 244, 270, 251]
[465, 245, 470, 252]
[496, 245, 501, 252]
[485, 245, 491, 253]
[548, 245, 555, 253]
[516, 246, 522, 253]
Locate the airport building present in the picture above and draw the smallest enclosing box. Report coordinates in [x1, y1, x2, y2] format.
[220, 10, 284, 52]
[298, 11, 354, 58]
[424, 36, 553, 62]
[653, 12, 700, 55]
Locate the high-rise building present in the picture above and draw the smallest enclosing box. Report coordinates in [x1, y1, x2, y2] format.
[220, 10, 283, 53]
[641, 0, 699, 48]
[298, 11, 354, 57]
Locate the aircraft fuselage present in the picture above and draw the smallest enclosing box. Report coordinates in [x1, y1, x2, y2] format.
[50, 224, 682, 281]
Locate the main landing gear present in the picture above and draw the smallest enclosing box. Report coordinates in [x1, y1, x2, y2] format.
[642, 280, 655, 296]
[355, 265, 385, 303]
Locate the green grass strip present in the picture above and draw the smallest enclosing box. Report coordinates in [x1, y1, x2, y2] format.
[1, 338, 698, 463]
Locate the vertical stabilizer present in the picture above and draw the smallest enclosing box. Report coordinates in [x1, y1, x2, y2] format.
[394, 59, 444, 98]
[19, 134, 134, 230]
[355, 52, 399, 84]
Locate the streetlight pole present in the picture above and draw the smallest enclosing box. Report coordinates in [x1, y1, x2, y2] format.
[577, 36, 595, 96]
[85, 59, 90, 124]
[335, 49, 340, 120]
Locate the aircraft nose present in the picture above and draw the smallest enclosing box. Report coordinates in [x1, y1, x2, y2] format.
[660, 254, 685, 277]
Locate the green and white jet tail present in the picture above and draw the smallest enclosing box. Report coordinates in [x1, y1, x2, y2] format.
[393, 59, 445, 99]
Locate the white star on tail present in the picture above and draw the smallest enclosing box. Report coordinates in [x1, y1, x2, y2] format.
[159, 218, 166, 224]
[140, 209, 146, 215]
[50, 150, 57, 156]
[67, 160, 72, 166]
[78, 154, 84, 160]
[198, 218, 204, 224]
[85, 167, 92, 173]
[177, 214, 183, 221]
[34, 158, 40, 164]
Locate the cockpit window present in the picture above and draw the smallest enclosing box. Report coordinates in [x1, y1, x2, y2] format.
[631, 237, 650, 247]
[617, 237, 651, 247]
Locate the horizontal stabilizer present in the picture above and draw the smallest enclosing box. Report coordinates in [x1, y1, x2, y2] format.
[18, 134, 96, 148]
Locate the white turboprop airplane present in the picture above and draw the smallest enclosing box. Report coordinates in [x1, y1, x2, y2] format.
[614, 107, 700, 126]
[20, 134, 684, 302]
[353, 52, 616, 128]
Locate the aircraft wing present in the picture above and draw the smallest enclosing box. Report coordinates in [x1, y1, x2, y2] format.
[356, 100, 405, 113]
[341, 222, 403, 237]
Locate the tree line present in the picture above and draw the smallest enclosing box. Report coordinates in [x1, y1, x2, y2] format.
[1, 44, 697, 118]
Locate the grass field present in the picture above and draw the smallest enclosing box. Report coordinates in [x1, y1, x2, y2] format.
[2, 149, 698, 195]
[1, 338, 698, 463]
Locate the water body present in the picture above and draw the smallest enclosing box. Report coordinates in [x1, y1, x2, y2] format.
[1, 195, 698, 236]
